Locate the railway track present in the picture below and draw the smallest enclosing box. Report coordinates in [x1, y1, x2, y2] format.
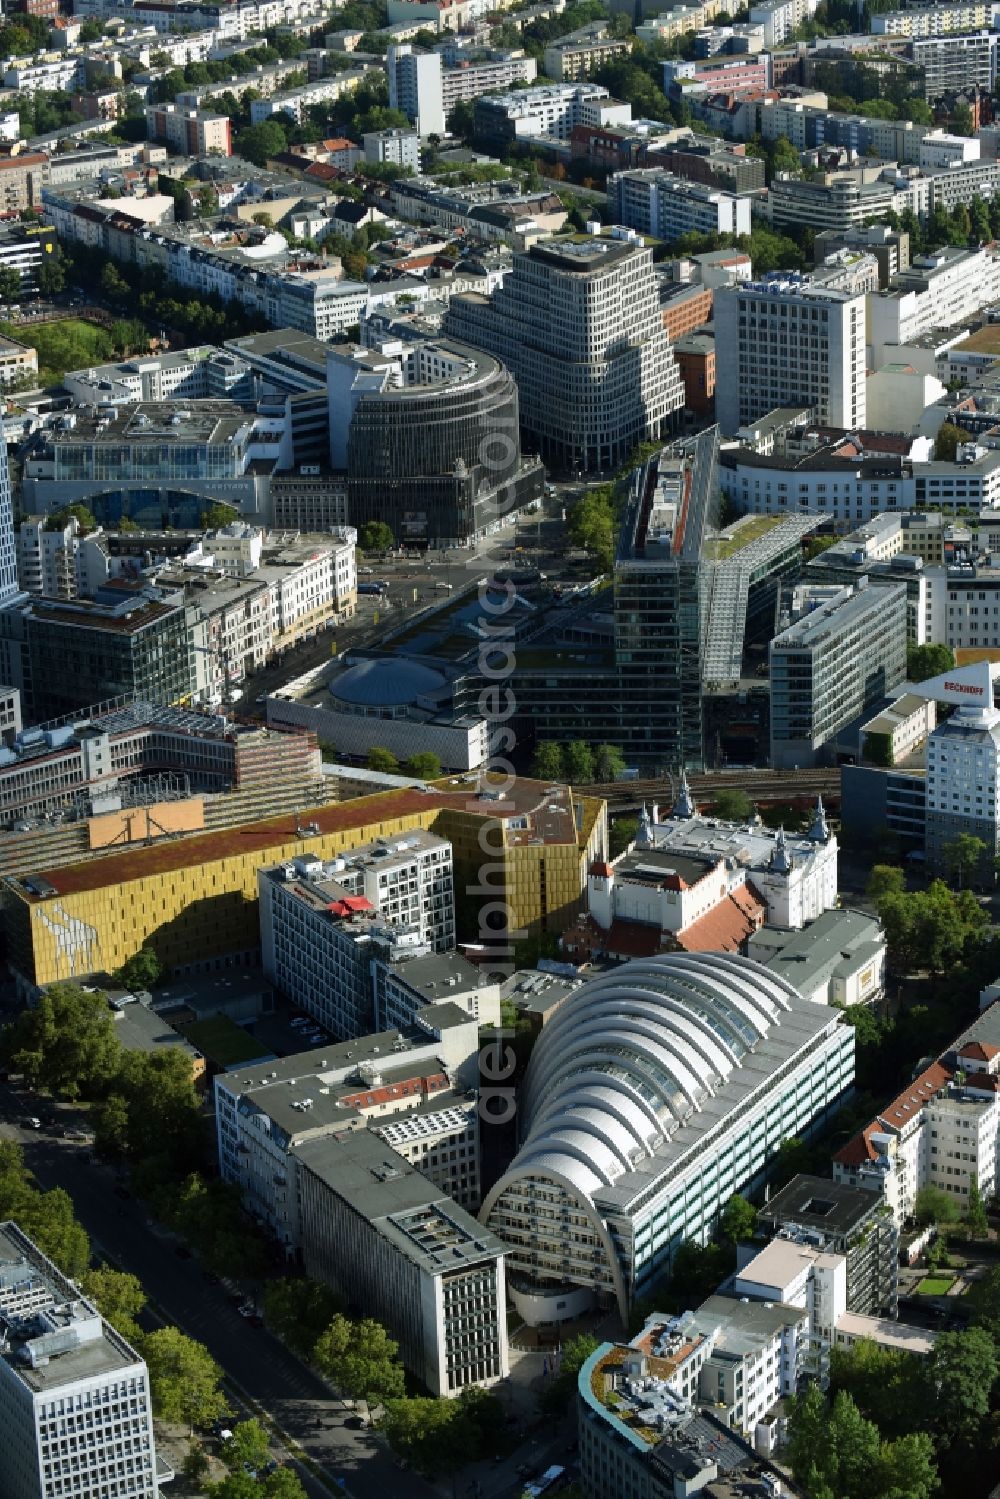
[581, 767, 842, 807]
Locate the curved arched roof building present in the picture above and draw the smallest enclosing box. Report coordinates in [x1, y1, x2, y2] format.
[482, 952, 854, 1324]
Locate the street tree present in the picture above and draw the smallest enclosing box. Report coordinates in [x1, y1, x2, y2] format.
[144, 1327, 227, 1433]
[181, 1447, 210, 1487]
[201, 503, 235, 529]
[564, 740, 595, 783]
[37, 251, 66, 297]
[404, 751, 441, 779]
[967, 1174, 988, 1239]
[829, 1337, 918, 1441]
[0, 982, 120, 1100]
[712, 789, 753, 821]
[114, 946, 163, 991]
[934, 422, 966, 461]
[312, 1315, 405, 1406]
[378, 1397, 479, 1475]
[540, 1334, 601, 1415]
[914, 1185, 960, 1227]
[970, 1262, 1000, 1342]
[920, 1326, 998, 1449]
[943, 832, 988, 889]
[80, 1266, 146, 1344]
[866, 865, 905, 900]
[594, 744, 626, 782]
[358, 521, 394, 553]
[262, 1277, 341, 1360]
[907, 642, 955, 681]
[234, 119, 288, 166]
[531, 741, 564, 780]
[222, 1419, 271, 1473]
[719, 1193, 757, 1245]
[207, 1476, 259, 1499]
[261, 1471, 309, 1499]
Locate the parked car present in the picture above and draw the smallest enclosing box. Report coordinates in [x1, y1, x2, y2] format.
[22, 1117, 41, 1130]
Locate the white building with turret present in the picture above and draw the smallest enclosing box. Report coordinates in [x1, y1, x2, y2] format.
[562, 780, 838, 962]
[641, 779, 838, 929]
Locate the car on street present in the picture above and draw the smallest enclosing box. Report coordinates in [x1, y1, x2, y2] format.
[22, 1116, 41, 1129]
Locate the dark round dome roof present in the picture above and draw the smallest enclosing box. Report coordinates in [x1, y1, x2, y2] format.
[331, 657, 447, 708]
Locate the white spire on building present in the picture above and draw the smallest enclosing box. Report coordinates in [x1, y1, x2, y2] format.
[808, 795, 830, 844]
[671, 770, 695, 820]
[770, 826, 793, 874]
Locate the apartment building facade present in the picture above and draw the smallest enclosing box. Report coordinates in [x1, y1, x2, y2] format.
[609, 168, 752, 240]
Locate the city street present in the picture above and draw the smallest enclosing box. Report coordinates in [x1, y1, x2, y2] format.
[239, 489, 576, 713]
[0, 1092, 426, 1499]
[0, 1089, 574, 1499]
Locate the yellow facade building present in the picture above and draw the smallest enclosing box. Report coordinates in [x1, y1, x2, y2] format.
[5, 779, 606, 992]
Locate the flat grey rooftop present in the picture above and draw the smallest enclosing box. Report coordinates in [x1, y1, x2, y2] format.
[0, 1222, 141, 1395]
[759, 1172, 887, 1238]
[749, 908, 883, 994]
[294, 1129, 504, 1273]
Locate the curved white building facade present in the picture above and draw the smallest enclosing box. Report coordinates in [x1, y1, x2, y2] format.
[482, 952, 854, 1323]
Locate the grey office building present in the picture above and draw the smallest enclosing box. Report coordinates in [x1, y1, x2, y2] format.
[756, 1173, 898, 1317]
[339, 339, 543, 546]
[297, 1129, 508, 1397]
[769, 582, 908, 769]
[444, 237, 684, 473]
[511, 429, 719, 769]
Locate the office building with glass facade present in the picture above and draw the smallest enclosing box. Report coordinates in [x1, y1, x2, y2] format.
[337, 338, 543, 546]
[481, 951, 855, 1325]
[511, 431, 718, 769]
[445, 237, 684, 474]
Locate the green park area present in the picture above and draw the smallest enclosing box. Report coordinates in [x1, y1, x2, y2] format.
[916, 1275, 956, 1296]
[0, 318, 115, 385]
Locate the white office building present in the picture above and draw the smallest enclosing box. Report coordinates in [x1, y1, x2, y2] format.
[445, 237, 684, 471]
[215, 1010, 484, 1248]
[0, 1222, 159, 1499]
[869, 246, 1000, 368]
[482, 952, 855, 1324]
[924, 661, 1000, 872]
[641, 793, 840, 931]
[719, 444, 1000, 526]
[835, 1001, 1000, 1223]
[363, 128, 420, 171]
[258, 838, 471, 1038]
[714, 272, 867, 436]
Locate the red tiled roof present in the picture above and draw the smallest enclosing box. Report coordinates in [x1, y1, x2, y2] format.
[958, 1040, 1000, 1061]
[604, 919, 664, 958]
[834, 1060, 953, 1167]
[559, 913, 663, 961]
[675, 885, 767, 954]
